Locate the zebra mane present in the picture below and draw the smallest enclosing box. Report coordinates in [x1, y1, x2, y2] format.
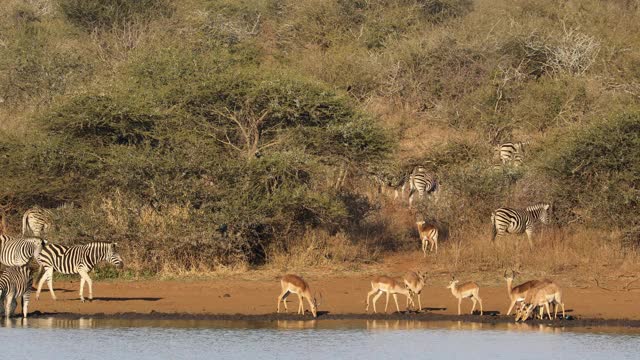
[525, 203, 550, 212]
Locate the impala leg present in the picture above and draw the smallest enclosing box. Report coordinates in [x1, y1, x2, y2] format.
[418, 293, 422, 312]
[545, 303, 551, 320]
[507, 300, 516, 316]
[457, 298, 461, 315]
[297, 293, 304, 315]
[366, 289, 378, 312]
[422, 239, 427, 258]
[470, 297, 477, 314]
[277, 290, 289, 313]
[372, 291, 383, 313]
[478, 296, 483, 316]
[406, 294, 415, 311]
[393, 294, 401, 313]
[384, 292, 390, 313]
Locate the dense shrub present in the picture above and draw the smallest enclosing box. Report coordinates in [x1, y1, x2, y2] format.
[537, 111, 640, 228]
[58, 0, 174, 31]
[0, 56, 392, 269]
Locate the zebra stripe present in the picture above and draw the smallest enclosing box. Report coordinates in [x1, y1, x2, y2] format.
[0, 235, 45, 267]
[409, 166, 438, 207]
[0, 266, 33, 318]
[37, 242, 124, 302]
[491, 203, 551, 246]
[499, 142, 526, 165]
[22, 207, 53, 239]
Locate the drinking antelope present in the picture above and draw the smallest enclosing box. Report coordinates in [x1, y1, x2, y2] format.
[447, 277, 483, 315]
[515, 281, 565, 322]
[365, 275, 415, 313]
[503, 270, 551, 316]
[403, 271, 426, 311]
[276, 274, 319, 318]
[416, 221, 438, 256]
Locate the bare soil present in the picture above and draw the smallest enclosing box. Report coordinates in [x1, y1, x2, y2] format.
[29, 273, 640, 327]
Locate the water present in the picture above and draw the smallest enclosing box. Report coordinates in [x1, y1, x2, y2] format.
[2, 318, 639, 359]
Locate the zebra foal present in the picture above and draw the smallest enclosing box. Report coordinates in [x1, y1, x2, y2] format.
[37, 242, 124, 302]
[0, 235, 45, 267]
[491, 203, 551, 247]
[0, 266, 33, 318]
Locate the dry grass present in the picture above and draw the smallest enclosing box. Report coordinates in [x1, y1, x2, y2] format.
[401, 226, 640, 287]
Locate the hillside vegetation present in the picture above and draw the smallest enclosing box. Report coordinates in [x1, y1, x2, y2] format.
[0, 0, 638, 279]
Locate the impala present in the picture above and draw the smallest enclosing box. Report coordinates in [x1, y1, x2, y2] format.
[403, 271, 426, 311]
[366, 275, 415, 313]
[515, 281, 565, 322]
[276, 274, 320, 318]
[416, 221, 438, 256]
[447, 276, 483, 315]
[504, 270, 550, 316]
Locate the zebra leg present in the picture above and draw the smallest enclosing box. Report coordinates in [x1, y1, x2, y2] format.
[4, 292, 13, 318]
[36, 268, 56, 301]
[78, 269, 93, 302]
[22, 292, 30, 318]
[45, 268, 57, 301]
[525, 228, 534, 248]
[79, 275, 86, 302]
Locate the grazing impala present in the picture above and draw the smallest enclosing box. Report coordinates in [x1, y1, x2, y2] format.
[403, 271, 426, 311]
[277, 274, 319, 318]
[416, 221, 438, 256]
[447, 277, 483, 315]
[515, 281, 565, 322]
[366, 275, 415, 313]
[504, 270, 551, 316]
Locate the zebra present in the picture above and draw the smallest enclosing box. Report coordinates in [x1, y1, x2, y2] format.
[491, 203, 551, 247]
[0, 235, 45, 267]
[36, 242, 124, 302]
[371, 172, 409, 201]
[498, 142, 527, 166]
[22, 207, 53, 239]
[408, 166, 438, 207]
[0, 266, 33, 318]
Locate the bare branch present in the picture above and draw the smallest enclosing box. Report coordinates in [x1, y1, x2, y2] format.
[593, 278, 613, 291]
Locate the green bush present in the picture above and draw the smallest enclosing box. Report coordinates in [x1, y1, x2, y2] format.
[0, 55, 392, 269]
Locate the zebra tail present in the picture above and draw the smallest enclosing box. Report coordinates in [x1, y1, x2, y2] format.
[490, 212, 497, 242]
[33, 264, 46, 287]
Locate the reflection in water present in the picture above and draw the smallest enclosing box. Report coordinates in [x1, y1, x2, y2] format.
[0, 318, 639, 360]
[1, 317, 638, 334]
[276, 320, 317, 329]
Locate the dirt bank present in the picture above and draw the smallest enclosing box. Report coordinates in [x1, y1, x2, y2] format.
[28, 275, 640, 326]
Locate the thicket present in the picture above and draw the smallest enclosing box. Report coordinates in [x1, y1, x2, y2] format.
[0, 0, 639, 275]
